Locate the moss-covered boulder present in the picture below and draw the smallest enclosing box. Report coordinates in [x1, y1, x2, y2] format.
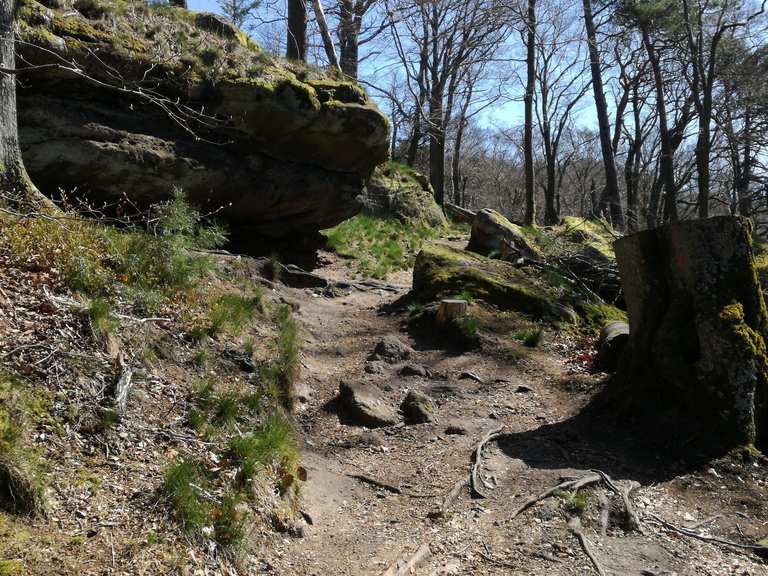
[362, 163, 446, 227]
[412, 243, 560, 318]
[14, 0, 389, 248]
[467, 209, 543, 260]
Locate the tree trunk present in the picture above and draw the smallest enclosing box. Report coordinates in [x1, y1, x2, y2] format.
[338, 0, 359, 78]
[582, 0, 623, 229]
[641, 27, 677, 224]
[737, 109, 753, 217]
[310, 0, 340, 72]
[695, 101, 712, 218]
[523, 0, 536, 227]
[614, 216, 768, 451]
[286, 0, 307, 61]
[0, 0, 42, 206]
[428, 84, 445, 206]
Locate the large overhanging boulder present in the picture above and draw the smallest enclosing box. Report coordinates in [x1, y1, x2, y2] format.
[614, 216, 768, 451]
[14, 0, 389, 250]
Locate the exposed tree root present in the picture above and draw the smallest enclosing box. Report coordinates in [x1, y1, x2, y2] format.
[428, 476, 469, 519]
[348, 474, 402, 494]
[511, 473, 602, 519]
[647, 512, 768, 552]
[568, 516, 607, 576]
[470, 427, 504, 498]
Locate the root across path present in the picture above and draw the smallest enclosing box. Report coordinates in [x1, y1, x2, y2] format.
[261, 250, 768, 576]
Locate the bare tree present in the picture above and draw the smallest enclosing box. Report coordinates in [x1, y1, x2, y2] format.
[523, 0, 537, 226]
[218, 0, 262, 27]
[387, 0, 510, 205]
[287, 0, 308, 60]
[680, 0, 766, 218]
[582, 0, 624, 228]
[534, 0, 590, 225]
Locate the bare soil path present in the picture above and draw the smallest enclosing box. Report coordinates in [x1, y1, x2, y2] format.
[262, 249, 768, 576]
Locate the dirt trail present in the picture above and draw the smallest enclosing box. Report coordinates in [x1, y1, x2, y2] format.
[263, 250, 768, 576]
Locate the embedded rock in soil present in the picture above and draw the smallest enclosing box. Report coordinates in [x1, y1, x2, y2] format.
[371, 335, 412, 364]
[399, 364, 431, 378]
[337, 381, 398, 428]
[362, 163, 446, 228]
[467, 209, 542, 261]
[401, 390, 435, 424]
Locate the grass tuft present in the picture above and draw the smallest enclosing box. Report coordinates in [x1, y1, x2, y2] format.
[323, 214, 438, 279]
[228, 412, 298, 489]
[208, 291, 262, 337]
[163, 458, 210, 533]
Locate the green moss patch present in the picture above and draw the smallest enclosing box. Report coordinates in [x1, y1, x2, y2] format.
[0, 374, 48, 516]
[412, 243, 558, 318]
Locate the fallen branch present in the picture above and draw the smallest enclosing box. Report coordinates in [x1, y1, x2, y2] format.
[382, 543, 431, 576]
[112, 360, 133, 416]
[568, 516, 607, 576]
[348, 474, 402, 495]
[470, 427, 504, 498]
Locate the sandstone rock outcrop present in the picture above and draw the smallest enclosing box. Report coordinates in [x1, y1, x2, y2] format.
[15, 0, 389, 250]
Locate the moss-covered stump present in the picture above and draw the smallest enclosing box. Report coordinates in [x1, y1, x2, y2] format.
[412, 243, 559, 319]
[614, 216, 768, 450]
[467, 209, 543, 261]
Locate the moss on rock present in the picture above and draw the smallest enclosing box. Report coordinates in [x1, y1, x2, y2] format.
[16, 0, 389, 175]
[412, 243, 559, 318]
[362, 162, 446, 227]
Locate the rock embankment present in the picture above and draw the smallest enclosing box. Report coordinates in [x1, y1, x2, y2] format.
[16, 0, 389, 250]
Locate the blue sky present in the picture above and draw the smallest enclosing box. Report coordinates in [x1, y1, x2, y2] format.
[186, 0, 600, 132]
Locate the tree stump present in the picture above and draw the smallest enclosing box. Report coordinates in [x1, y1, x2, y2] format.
[614, 216, 768, 449]
[435, 299, 468, 328]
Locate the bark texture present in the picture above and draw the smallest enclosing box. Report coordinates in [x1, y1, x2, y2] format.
[614, 216, 768, 450]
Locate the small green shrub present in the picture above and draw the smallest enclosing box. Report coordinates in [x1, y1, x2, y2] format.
[214, 390, 241, 426]
[514, 327, 544, 347]
[163, 458, 210, 532]
[268, 253, 282, 282]
[208, 292, 262, 336]
[193, 346, 208, 369]
[455, 315, 479, 339]
[212, 493, 247, 549]
[86, 297, 117, 339]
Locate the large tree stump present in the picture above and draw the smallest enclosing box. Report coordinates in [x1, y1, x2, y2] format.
[614, 216, 768, 449]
